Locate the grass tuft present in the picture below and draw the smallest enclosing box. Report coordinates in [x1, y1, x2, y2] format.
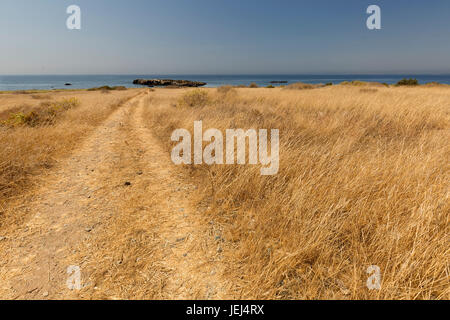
[178, 89, 210, 108]
[1, 98, 80, 127]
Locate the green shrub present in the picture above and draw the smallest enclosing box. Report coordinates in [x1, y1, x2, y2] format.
[396, 78, 419, 86]
[266, 85, 275, 88]
[249, 83, 259, 88]
[0, 98, 80, 128]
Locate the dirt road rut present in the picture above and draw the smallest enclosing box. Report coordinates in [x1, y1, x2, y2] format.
[0, 93, 232, 299]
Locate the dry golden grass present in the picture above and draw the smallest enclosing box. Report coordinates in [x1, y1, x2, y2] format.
[0, 89, 140, 227]
[143, 86, 449, 300]
[0, 86, 448, 300]
[177, 89, 210, 108]
[284, 82, 325, 90]
[1, 98, 81, 127]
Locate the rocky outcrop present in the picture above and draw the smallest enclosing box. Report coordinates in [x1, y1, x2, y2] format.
[270, 81, 288, 84]
[133, 79, 207, 87]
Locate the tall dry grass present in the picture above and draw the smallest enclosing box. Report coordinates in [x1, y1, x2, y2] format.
[0, 90, 140, 228]
[143, 86, 449, 300]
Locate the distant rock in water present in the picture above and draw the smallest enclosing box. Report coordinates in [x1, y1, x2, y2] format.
[270, 81, 288, 84]
[133, 79, 207, 87]
[65, 83, 72, 86]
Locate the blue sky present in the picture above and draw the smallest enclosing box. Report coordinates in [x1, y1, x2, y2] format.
[1, 0, 449, 74]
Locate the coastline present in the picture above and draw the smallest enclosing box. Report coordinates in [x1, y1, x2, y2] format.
[2, 74, 450, 91]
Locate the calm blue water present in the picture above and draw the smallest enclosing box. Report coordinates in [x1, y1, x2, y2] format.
[1, 74, 450, 91]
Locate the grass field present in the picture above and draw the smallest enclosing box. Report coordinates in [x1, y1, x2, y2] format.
[143, 85, 449, 299]
[0, 89, 140, 226]
[0, 85, 448, 299]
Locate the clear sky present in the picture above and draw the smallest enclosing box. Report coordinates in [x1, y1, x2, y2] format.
[1, 0, 450, 75]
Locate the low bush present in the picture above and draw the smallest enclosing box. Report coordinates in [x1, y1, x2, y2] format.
[178, 89, 210, 108]
[340, 81, 386, 87]
[217, 85, 235, 94]
[1, 98, 80, 127]
[396, 78, 419, 86]
[216, 86, 238, 100]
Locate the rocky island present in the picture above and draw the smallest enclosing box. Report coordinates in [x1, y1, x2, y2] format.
[133, 79, 207, 87]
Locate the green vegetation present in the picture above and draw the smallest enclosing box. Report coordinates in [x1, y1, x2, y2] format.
[396, 78, 419, 86]
[1, 98, 80, 127]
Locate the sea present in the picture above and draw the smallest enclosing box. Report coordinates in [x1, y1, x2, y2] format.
[1, 74, 450, 91]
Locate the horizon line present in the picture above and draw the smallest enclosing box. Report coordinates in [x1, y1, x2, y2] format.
[2, 73, 450, 76]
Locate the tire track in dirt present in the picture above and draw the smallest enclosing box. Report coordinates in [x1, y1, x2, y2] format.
[129, 94, 231, 299]
[0, 93, 144, 299]
[65, 93, 232, 299]
[0, 92, 232, 299]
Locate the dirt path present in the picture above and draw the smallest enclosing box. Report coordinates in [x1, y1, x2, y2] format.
[0, 93, 232, 300]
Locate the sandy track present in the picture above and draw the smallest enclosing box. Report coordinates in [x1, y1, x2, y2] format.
[0, 93, 231, 299]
